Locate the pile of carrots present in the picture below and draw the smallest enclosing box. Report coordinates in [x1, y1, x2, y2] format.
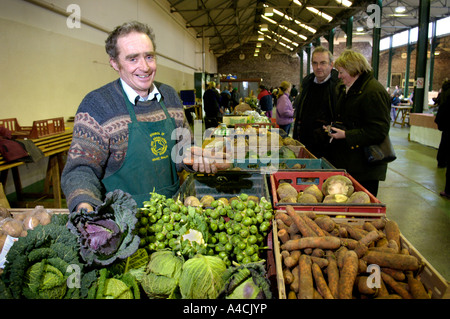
[276, 205, 431, 299]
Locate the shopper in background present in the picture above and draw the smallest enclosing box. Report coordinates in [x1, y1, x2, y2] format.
[435, 81, 449, 169]
[230, 87, 241, 111]
[203, 81, 223, 129]
[276, 81, 294, 135]
[257, 84, 273, 119]
[61, 21, 219, 213]
[325, 49, 391, 197]
[435, 79, 450, 198]
[292, 46, 339, 159]
[290, 84, 298, 101]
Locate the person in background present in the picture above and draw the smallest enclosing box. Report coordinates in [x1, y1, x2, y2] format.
[220, 85, 231, 114]
[276, 81, 294, 135]
[203, 81, 223, 129]
[435, 80, 450, 187]
[230, 87, 241, 111]
[325, 49, 391, 197]
[290, 84, 298, 102]
[257, 84, 273, 119]
[292, 46, 339, 159]
[61, 21, 220, 212]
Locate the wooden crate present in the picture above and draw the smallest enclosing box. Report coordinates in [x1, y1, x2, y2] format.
[273, 211, 449, 299]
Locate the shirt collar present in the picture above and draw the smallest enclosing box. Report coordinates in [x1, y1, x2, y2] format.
[120, 78, 161, 105]
[314, 72, 332, 84]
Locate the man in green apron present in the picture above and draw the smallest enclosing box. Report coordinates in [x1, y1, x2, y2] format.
[62, 21, 226, 213]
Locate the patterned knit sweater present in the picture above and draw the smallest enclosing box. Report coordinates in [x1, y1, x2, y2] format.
[61, 79, 191, 212]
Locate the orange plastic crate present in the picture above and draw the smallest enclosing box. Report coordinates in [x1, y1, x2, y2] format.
[270, 170, 386, 214]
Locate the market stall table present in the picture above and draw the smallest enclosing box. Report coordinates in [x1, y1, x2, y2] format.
[392, 104, 412, 128]
[0, 128, 73, 208]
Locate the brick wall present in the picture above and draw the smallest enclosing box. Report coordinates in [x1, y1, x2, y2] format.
[217, 34, 450, 95]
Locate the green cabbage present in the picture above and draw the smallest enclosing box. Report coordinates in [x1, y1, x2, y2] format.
[179, 254, 227, 299]
[141, 250, 184, 299]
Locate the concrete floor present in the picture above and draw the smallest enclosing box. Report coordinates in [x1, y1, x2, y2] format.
[378, 125, 450, 281]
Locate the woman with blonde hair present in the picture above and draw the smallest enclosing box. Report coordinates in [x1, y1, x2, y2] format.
[276, 81, 295, 135]
[325, 49, 391, 196]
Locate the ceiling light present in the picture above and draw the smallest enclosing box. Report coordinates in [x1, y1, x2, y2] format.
[254, 53, 259, 56]
[260, 24, 268, 31]
[356, 26, 364, 32]
[306, 7, 333, 22]
[255, 48, 260, 53]
[293, 0, 302, 6]
[258, 35, 265, 41]
[256, 42, 262, 47]
[261, 15, 277, 24]
[395, 6, 406, 13]
[335, 0, 352, 7]
[264, 7, 273, 16]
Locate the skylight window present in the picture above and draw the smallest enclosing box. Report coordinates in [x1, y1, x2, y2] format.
[306, 7, 333, 22]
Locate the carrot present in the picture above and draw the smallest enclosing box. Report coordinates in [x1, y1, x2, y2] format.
[310, 256, 328, 268]
[290, 265, 299, 293]
[377, 276, 390, 298]
[340, 238, 359, 249]
[376, 237, 389, 247]
[381, 268, 406, 281]
[368, 246, 398, 254]
[314, 216, 336, 232]
[277, 228, 290, 244]
[313, 289, 323, 299]
[406, 271, 430, 299]
[369, 218, 386, 230]
[384, 220, 401, 252]
[281, 250, 290, 260]
[356, 276, 377, 296]
[359, 230, 381, 247]
[288, 290, 297, 299]
[358, 258, 367, 273]
[362, 250, 420, 271]
[336, 246, 348, 269]
[275, 211, 293, 226]
[354, 242, 368, 258]
[326, 254, 340, 299]
[285, 205, 317, 237]
[284, 250, 301, 268]
[338, 250, 359, 299]
[380, 272, 413, 299]
[287, 222, 299, 237]
[338, 225, 348, 238]
[283, 268, 294, 285]
[312, 262, 334, 299]
[298, 254, 314, 299]
[301, 214, 327, 237]
[311, 248, 324, 258]
[375, 294, 402, 299]
[281, 236, 342, 251]
[276, 219, 289, 232]
[340, 224, 366, 240]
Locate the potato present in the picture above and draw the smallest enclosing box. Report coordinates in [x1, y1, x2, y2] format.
[277, 183, 298, 200]
[23, 215, 40, 230]
[200, 195, 215, 207]
[184, 196, 201, 207]
[297, 192, 319, 204]
[0, 206, 11, 219]
[34, 210, 52, 226]
[1, 219, 24, 238]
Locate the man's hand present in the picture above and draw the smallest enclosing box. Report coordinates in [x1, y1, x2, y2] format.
[77, 202, 94, 212]
[183, 146, 232, 173]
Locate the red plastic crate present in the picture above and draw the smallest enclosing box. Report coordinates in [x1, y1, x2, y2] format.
[270, 170, 386, 214]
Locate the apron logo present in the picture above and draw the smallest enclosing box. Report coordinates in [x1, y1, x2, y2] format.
[150, 132, 168, 156]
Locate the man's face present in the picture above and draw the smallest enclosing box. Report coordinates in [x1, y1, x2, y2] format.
[110, 31, 156, 98]
[312, 52, 333, 83]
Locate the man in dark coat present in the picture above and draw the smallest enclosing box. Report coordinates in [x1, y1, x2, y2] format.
[292, 46, 339, 159]
[435, 79, 450, 198]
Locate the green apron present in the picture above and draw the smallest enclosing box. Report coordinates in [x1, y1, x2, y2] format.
[102, 84, 179, 207]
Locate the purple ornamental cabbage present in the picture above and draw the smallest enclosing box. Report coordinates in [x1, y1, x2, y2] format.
[68, 189, 140, 266]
